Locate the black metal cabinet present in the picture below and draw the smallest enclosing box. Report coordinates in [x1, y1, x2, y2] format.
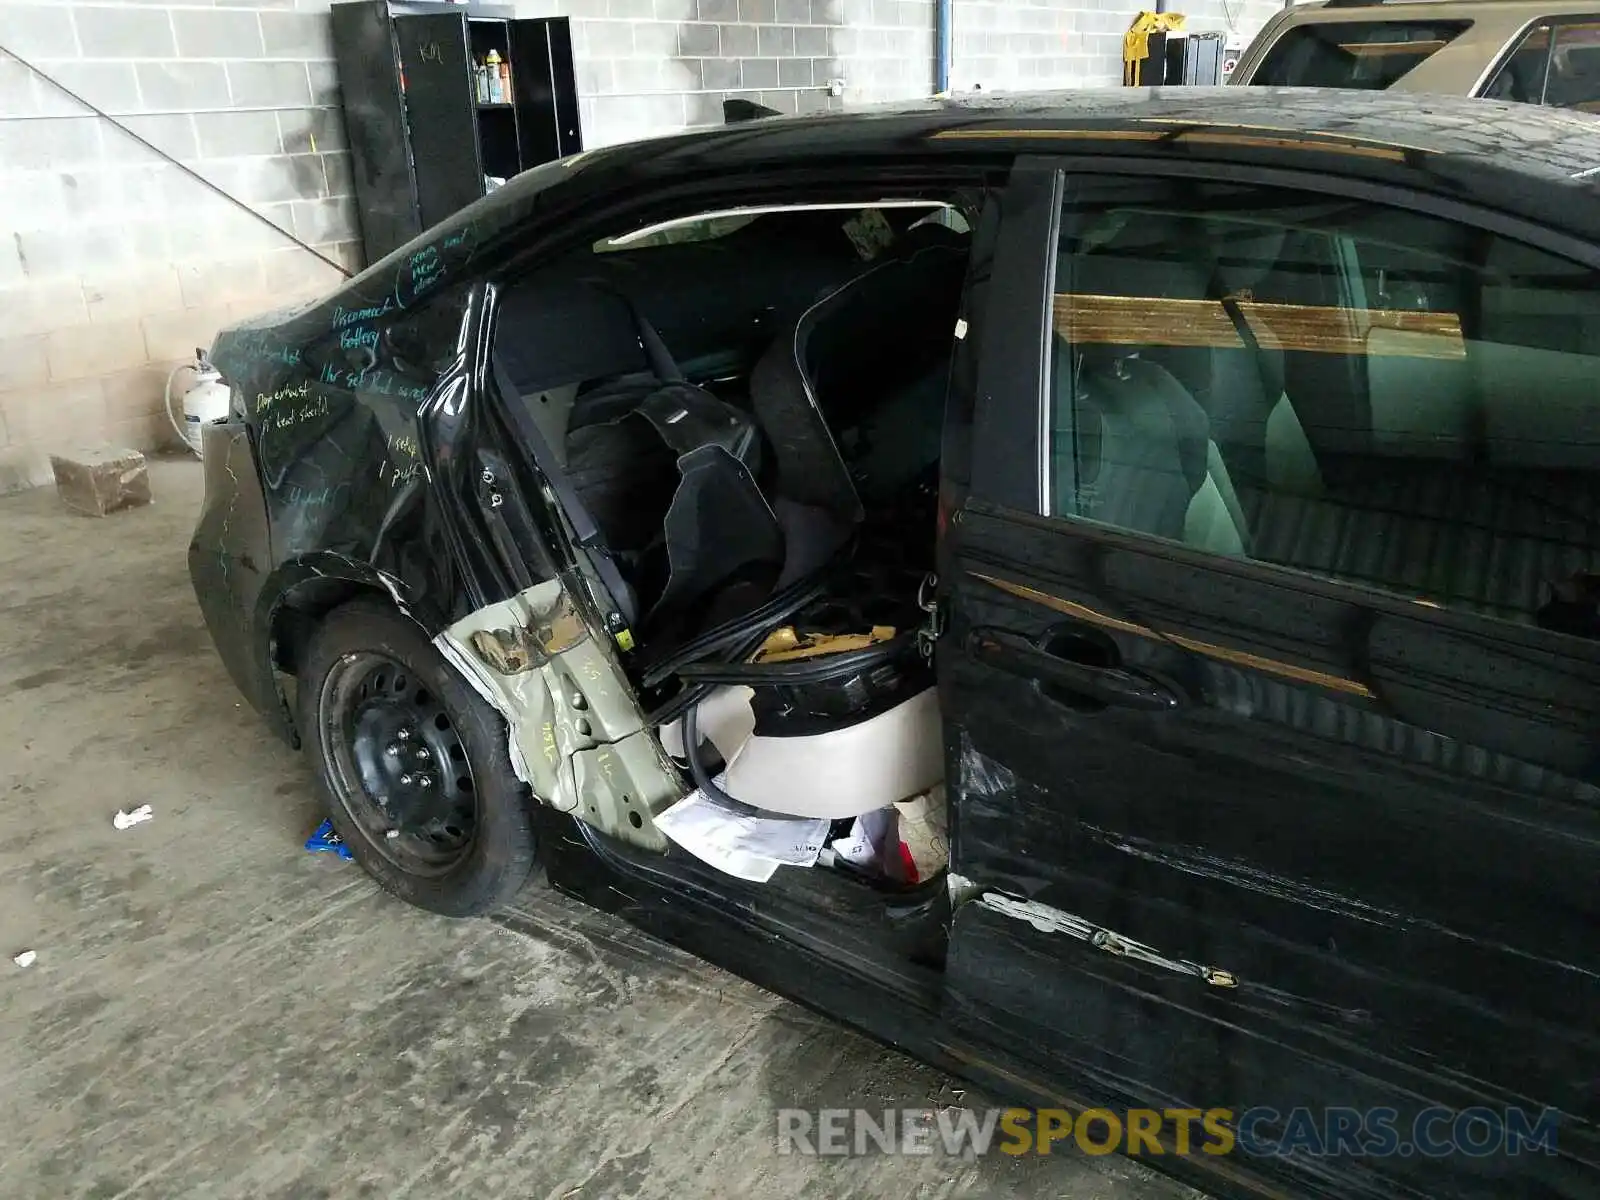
[331, 0, 582, 265]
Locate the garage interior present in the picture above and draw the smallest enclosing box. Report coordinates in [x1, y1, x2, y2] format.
[0, 463, 1207, 1196]
[0, 1, 1285, 1196]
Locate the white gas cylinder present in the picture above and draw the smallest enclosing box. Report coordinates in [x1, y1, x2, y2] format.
[166, 349, 232, 458]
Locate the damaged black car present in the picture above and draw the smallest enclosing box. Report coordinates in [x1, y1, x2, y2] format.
[191, 90, 1600, 1200]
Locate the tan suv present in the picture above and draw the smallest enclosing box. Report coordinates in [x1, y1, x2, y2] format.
[1229, 0, 1600, 110]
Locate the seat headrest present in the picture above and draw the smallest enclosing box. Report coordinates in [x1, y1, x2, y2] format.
[1207, 221, 1289, 292]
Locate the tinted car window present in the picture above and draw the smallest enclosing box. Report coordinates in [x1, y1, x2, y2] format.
[1046, 178, 1600, 636]
[1484, 21, 1556, 101]
[1546, 19, 1600, 108]
[1249, 20, 1471, 88]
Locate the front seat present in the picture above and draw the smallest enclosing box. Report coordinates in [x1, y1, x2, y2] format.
[749, 232, 970, 582]
[1200, 221, 1323, 499]
[1068, 351, 1248, 557]
[1058, 219, 1249, 556]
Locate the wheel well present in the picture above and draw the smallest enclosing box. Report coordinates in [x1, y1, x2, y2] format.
[271, 579, 394, 676]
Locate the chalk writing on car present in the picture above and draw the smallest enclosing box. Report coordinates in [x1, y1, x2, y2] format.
[284, 483, 349, 509]
[255, 381, 311, 415]
[394, 245, 444, 309]
[316, 363, 429, 401]
[233, 330, 303, 367]
[262, 395, 332, 434]
[339, 325, 380, 353]
[333, 299, 394, 329]
[391, 221, 478, 309]
[386, 432, 420, 459]
[377, 458, 423, 488]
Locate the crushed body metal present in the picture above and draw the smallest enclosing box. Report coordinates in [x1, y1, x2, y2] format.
[438, 580, 680, 851]
[960, 881, 1239, 988]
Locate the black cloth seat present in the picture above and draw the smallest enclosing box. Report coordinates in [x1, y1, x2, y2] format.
[748, 236, 969, 582]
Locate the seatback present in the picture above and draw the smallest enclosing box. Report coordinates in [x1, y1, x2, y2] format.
[1202, 220, 1289, 484]
[1071, 355, 1215, 543]
[1056, 216, 1250, 555]
[750, 237, 969, 528]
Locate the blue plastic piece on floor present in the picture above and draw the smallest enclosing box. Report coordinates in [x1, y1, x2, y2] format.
[305, 818, 354, 861]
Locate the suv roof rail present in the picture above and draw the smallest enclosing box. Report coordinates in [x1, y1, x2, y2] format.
[1320, 0, 1459, 7]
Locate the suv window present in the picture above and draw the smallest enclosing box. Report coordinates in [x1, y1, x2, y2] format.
[1485, 17, 1600, 110]
[1248, 20, 1471, 88]
[1046, 178, 1600, 636]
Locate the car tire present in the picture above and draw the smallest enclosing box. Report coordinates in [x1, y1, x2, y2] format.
[297, 599, 536, 917]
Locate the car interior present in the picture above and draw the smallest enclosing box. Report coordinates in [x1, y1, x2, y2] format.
[1053, 188, 1600, 636]
[491, 198, 976, 897]
[1247, 20, 1470, 90]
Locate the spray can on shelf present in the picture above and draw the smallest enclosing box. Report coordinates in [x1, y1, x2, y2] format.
[485, 49, 504, 103]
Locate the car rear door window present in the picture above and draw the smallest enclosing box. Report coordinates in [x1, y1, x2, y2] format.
[1485, 16, 1600, 110]
[1046, 177, 1600, 636]
[1248, 20, 1471, 88]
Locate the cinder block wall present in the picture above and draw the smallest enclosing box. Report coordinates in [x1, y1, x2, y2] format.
[951, 0, 1282, 91]
[0, 0, 1278, 464]
[544, 0, 1282, 146]
[0, 2, 361, 462]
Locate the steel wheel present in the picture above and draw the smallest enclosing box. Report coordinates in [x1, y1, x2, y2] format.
[317, 651, 480, 876]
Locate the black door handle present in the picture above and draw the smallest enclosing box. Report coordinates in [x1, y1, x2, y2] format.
[968, 627, 1181, 712]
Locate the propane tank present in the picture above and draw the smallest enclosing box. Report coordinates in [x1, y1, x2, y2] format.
[165, 348, 231, 458]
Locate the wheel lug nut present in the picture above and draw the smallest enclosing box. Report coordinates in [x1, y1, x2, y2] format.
[385, 743, 402, 757]
[417, 775, 433, 789]
[386, 829, 400, 840]
[414, 746, 431, 761]
[400, 773, 415, 786]
[396, 728, 411, 741]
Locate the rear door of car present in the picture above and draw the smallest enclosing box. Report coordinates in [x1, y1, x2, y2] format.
[939, 155, 1600, 1196]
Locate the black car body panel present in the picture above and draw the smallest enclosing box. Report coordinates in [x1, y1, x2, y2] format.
[191, 88, 1600, 1200]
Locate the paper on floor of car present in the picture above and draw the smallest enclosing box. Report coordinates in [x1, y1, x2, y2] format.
[654, 786, 829, 882]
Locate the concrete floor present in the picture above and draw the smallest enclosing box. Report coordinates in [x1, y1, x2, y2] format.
[0, 459, 1198, 1200]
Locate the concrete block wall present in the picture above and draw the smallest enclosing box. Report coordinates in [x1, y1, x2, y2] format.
[526, 0, 1281, 147]
[0, 1, 361, 460]
[952, 0, 1283, 92]
[0, 0, 1280, 460]
[529, 0, 935, 146]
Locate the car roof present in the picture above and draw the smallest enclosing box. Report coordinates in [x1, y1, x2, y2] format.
[644, 87, 1600, 183]
[538, 88, 1600, 233]
[239, 88, 1600, 351]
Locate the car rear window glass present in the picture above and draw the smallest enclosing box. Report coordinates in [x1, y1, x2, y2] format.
[1248, 20, 1471, 89]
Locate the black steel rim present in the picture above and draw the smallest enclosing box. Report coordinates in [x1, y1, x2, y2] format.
[318, 651, 480, 875]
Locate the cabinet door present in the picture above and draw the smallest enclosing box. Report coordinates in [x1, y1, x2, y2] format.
[330, 0, 418, 262]
[394, 13, 484, 231]
[510, 18, 582, 169]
